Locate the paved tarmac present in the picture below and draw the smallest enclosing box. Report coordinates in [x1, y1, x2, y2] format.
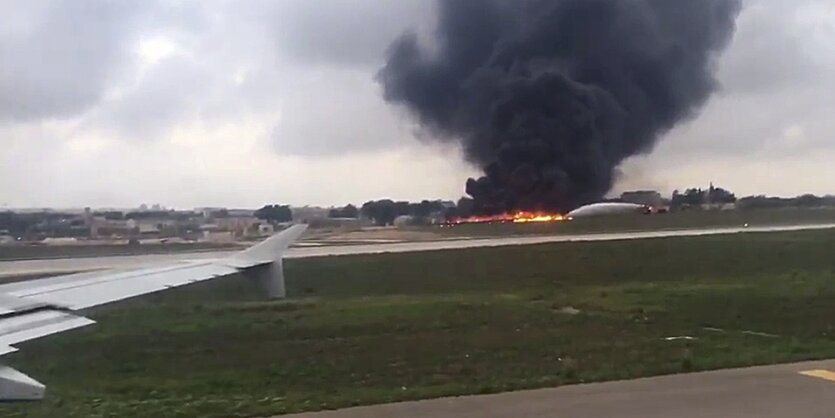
[283, 360, 835, 418]
[2, 223, 834, 277]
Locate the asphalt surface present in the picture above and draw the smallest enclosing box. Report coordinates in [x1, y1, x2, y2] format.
[284, 360, 835, 418]
[2, 223, 835, 277]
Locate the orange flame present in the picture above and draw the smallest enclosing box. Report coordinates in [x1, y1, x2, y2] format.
[448, 211, 568, 225]
[511, 212, 567, 223]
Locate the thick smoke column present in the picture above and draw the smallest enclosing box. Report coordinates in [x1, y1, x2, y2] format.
[379, 0, 741, 214]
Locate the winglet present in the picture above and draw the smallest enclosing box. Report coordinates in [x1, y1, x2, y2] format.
[224, 224, 307, 268]
[0, 365, 45, 401]
[222, 224, 308, 299]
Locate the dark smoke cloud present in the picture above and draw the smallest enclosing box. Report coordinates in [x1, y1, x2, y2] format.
[379, 0, 742, 213]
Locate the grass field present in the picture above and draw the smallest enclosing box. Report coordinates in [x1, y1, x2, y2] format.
[3, 229, 835, 417]
[439, 207, 835, 237]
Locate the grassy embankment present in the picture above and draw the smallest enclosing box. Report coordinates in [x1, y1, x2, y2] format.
[439, 207, 835, 237]
[3, 228, 835, 417]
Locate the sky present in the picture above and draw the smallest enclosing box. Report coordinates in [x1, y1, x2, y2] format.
[0, 0, 833, 209]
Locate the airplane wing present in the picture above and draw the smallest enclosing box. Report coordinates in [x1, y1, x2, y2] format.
[0, 224, 307, 401]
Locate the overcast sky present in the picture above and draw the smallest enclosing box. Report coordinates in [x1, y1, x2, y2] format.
[1, 0, 833, 209]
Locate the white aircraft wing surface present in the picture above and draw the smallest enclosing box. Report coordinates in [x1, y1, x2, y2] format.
[0, 224, 306, 401]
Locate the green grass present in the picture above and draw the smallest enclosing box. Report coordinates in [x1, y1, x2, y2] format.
[4, 229, 835, 417]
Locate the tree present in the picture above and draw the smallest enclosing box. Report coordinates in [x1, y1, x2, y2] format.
[94, 211, 124, 220]
[394, 201, 411, 217]
[456, 197, 475, 218]
[360, 199, 464, 224]
[738, 194, 835, 210]
[125, 210, 172, 220]
[738, 195, 787, 210]
[795, 194, 823, 207]
[412, 200, 446, 218]
[255, 205, 292, 223]
[329, 204, 360, 219]
[0, 212, 41, 237]
[671, 188, 706, 208]
[361, 200, 397, 226]
[707, 184, 736, 204]
[210, 209, 229, 219]
[342, 204, 359, 218]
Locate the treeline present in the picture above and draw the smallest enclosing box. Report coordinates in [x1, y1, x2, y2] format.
[358, 200, 454, 226]
[0, 210, 207, 239]
[254, 205, 293, 223]
[737, 194, 835, 210]
[671, 185, 736, 208]
[0, 211, 82, 237]
[668, 187, 835, 210]
[326, 198, 480, 226]
[328, 204, 359, 219]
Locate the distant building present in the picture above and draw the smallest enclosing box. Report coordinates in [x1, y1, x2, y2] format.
[124, 218, 179, 238]
[213, 216, 261, 237]
[35, 214, 89, 238]
[90, 216, 133, 238]
[620, 190, 663, 208]
[201, 230, 235, 243]
[135, 222, 162, 235]
[197, 207, 227, 219]
[228, 209, 255, 217]
[291, 206, 330, 223]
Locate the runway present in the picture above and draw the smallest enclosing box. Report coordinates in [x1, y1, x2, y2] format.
[282, 360, 835, 418]
[2, 223, 834, 278]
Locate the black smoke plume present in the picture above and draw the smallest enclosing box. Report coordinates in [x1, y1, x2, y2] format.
[379, 0, 741, 214]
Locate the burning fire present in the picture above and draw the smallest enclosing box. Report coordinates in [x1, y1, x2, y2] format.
[511, 212, 567, 223]
[447, 211, 569, 225]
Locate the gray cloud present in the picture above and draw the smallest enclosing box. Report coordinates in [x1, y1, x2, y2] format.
[613, 0, 835, 197]
[270, 68, 414, 156]
[258, 0, 436, 155]
[0, 1, 147, 123]
[21, 0, 432, 151]
[93, 56, 215, 138]
[623, 0, 835, 163]
[270, 0, 433, 68]
[718, 0, 831, 94]
[2, 0, 835, 208]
